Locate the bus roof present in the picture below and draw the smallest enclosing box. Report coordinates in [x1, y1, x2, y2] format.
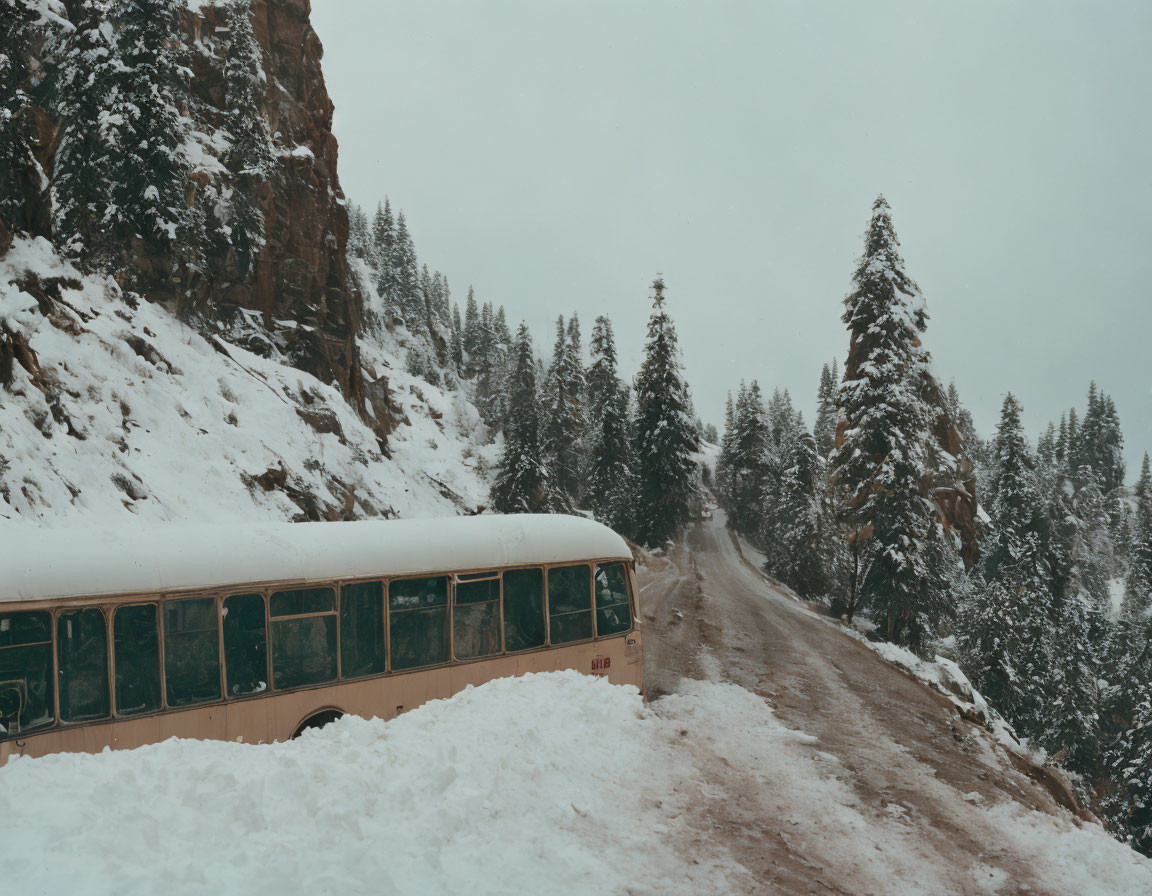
[0, 514, 632, 603]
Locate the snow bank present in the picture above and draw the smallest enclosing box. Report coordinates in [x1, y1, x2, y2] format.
[0, 673, 749, 896]
[0, 236, 489, 523]
[4, 672, 1149, 895]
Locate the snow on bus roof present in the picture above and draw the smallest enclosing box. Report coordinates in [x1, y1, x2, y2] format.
[0, 514, 632, 603]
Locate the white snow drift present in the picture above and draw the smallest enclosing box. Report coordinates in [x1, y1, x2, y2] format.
[2, 672, 1149, 896]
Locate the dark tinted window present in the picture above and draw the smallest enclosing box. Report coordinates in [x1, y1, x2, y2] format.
[340, 580, 386, 678]
[389, 577, 448, 670]
[164, 598, 221, 707]
[223, 594, 267, 697]
[595, 562, 633, 636]
[114, 604, 161, 716]
[548, 564, 593, 644]
[503, 568, 545, 652]
[57, 608, 110, 723]
[454, 577, 500, 660]
[0, 611, 54, 738]
[270, 588, 334, 617]
[271, 588, 336, 689]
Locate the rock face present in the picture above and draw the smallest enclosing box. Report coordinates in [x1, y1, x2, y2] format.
[187, 0, 364, 409]
[5, 0, 368, 420]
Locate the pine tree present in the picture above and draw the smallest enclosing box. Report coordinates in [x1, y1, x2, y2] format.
[51, 0, 124, 262]
[392, 211, 422, 331]
[767, 427, 834, 597]
[587, 384, 637, 535]
[219, 0, 272, 271]
[462, 286, 480, 374]
[726, 381, 770, 538]
[0, 0, 39, 232]
[814, 361, 838, 457]
[960, 394, 1052, 740]
[107, 0, 194, 280]
[586, 315, 620, 429]
[491, 324, 550, 513]
[372, 199, 395, 296]
[542, 314, 587, 509]
[633, 277, 700, 547]
[449, 301, 464, 372]
[833, 196, 944, 649]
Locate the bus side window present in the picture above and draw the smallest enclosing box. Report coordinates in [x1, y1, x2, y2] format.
[113, 604, 161, 716]
[164, 597, 222, 707]
[340, 580, 386, 679]
[223, 593, 268, 697]
[270, 588, 337, 690]
[548, 564, 593, 644]
[57, 608, 110, 723]
[594, 562, 632, 636]
[502, 568, 545, 652]
[389, 576, 449, 670]
[0, 610, 54, 738]
[453, 576, 500, 661]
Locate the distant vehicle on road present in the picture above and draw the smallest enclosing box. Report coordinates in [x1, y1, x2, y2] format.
[0, 515, 642, 762]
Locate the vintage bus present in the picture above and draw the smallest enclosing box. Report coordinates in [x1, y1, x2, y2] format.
[0, 514, 642, 763]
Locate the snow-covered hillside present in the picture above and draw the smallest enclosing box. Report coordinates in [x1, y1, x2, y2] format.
[0, 237, 493, 522]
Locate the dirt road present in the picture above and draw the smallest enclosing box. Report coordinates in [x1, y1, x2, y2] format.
[638, 511, 1134, 896]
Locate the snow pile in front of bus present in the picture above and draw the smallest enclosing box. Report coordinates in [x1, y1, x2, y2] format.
[3, 672, 1152, 896]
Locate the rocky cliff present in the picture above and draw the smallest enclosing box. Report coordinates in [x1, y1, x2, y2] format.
[3, 0, 367, 423]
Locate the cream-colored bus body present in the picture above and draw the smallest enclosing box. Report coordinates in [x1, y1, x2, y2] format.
[0, 516, 642, 764]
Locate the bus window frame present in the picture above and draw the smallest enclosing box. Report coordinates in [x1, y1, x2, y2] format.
[221, 591, 271, 701]
[268, 586, 339, 692]
[450, 570, 502, 663]
[110, 601, 163, 718]
[0, 608, 57, 739]
[336, 578, 388, 680]
[55, 605, 112, 727]
[544, 562, 595, 648]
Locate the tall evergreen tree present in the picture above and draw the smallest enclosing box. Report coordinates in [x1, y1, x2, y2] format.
[814, 361, 838, 457]
[766, 427, 834, 597]
[633, 277, 700, 547]
[51, 0, 124, 262]
[0, 0, 40, 232]
[586, 315, 620, 429]
[106, 0, 194, 280]
[726, 381, 770, 537]
[219, 0, 272, 271]
[491, 324, 550, 513]
[833, 196, 944, 649]
[392, 210, 421, 328]
[542, 314, 587, 509]
[587, 384, 637, 535]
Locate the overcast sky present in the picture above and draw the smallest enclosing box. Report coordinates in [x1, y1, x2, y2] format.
[312, 0, 1152, 471]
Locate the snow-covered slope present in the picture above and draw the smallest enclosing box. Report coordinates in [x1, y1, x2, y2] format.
[0, 237, 490, 523]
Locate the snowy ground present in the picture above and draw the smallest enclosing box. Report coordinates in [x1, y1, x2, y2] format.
[3, 668, 1149, 896]
[0, 237, 491, 522]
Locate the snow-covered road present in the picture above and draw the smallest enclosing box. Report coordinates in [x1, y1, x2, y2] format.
[638, 510, 1152, 895]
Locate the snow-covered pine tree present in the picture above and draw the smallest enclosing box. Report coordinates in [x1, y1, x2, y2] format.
[633, 277, 700, 548]
[814, 361, 838, 457]
[347, 202, 370, 262]
[715, 390, 736, 502]
[392, 211, 423, 332]
[105, 0, 194, 282]
[542, 314, 587, 510]
[449, 301, 464, 372]
[371, 199, 395, 297]
[833, 195, 944, 649]
[587, 383, 637, 536]
[766, 426, 834, 597]
[491, 323, 551, 513]
[461, 286, 480, 374]
[0, 0, 40, 232]
[959, 394, 1052, 739]
[50, 0, 124, 263]
[726, 380, 770, 538]
[586, 315, 620, 429]
[219, 0, 272, 272]
[1105, 682, 1152, 853]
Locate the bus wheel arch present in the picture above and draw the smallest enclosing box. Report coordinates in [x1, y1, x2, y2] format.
[291, 707, 345, 739]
